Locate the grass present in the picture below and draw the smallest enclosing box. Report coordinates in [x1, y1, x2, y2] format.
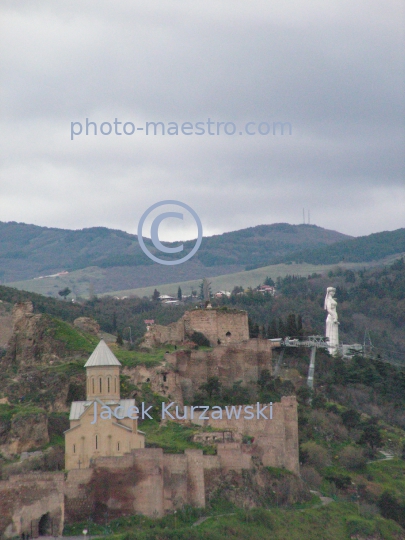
[100, 262, 368, 299]
[63, 502, 404, 539]
[110, 343, 208, 368]
[364, 459, 405, 503]
[110, 344, 167, 368]
[141, 420, 216, 454]
[45, 317, 99, 353]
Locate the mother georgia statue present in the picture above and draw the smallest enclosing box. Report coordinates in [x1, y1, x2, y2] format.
[324, 287, 339, 355]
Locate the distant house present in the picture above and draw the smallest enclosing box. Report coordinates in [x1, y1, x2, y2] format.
[144, 319, 155, 331]
[159, 295, 177, 301]
[257, 285, 276, 296]
[214, 291, 231, 298]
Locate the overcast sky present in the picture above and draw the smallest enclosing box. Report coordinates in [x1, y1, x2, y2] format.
[1, 0, 404, 241]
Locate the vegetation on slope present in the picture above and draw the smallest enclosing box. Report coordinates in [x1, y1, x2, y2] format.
[0, 221, 350, 284]
[63, 502, 405, 539]
[269, 227, 405, 267]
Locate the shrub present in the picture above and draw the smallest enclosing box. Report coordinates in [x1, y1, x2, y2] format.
[300, 441, 330, 470]
[338, 446, 367, 470]
[346, 516, 375, 536]
[378, 491, 405, 528]
[300, 465, 322, 488]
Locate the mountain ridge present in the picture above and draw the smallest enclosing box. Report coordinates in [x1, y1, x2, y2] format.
[0, 221, 350, 292]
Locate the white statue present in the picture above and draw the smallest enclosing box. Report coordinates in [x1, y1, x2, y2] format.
[324, 287, 339, 355]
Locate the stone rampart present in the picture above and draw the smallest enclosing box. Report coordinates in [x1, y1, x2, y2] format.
[0, 472, 64, 538]
[166, 339, 272, 402]
[143, 309, 249, 348]
[184, 396, 299, 474]
[183, 309, 249, 345]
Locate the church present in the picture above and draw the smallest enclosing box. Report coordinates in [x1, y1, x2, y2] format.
[64, 340, 145, 470]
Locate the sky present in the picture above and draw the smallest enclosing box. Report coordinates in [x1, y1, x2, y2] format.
[1, 0, 404, 241]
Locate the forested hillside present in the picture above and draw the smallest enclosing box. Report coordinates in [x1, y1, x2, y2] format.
[1, 257, 404, 365]
[267, 228, 405, 267]
[0, 221, 349, 285]
[216, 257, 405, 366]
[0, 259, 404, 538]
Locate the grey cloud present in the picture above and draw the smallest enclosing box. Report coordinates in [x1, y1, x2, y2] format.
[0, 0, 404, 239]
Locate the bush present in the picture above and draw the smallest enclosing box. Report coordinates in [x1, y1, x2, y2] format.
[378, 491, 405, 528]
[338, 446, 367, 470]
[300, 466, 322, 488]
[346, 516, 375, 536]
[300, 441, 330, 470]
[324, 474, 352, 490]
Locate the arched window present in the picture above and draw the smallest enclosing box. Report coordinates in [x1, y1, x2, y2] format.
[226, 331, 231, 336]
[95, 435, 98, 450]
[107, 377, 110, 393]
[92, 378, 95, 393]
[117, 442, 120, 451]
[73, 444, 76, 453]
[99, 378, 102, 393]
[114, 377, 117, 393]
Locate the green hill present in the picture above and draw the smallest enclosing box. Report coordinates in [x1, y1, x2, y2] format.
[269, 228, 405, 267]
[0, 221, 349, 294]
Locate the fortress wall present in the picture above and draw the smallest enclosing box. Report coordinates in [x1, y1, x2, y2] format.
[201, 455, 221, 470]
[163, 454, 189, 511]
[183, 310, 249, 345]
[144, 320, 184, 347]
[281, 396, 300, 475]
[64, 469, 95, 522]
[188, 397, 299, 474]
[216, 443, 252, 471]
[131, 448, 165, 517]
[185, 449, 205, 508]
[0, 473, 64, 538]
[168, 341, 272, 402]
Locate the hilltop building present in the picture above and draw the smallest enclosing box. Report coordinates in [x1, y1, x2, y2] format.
[64, 340, 145, 470]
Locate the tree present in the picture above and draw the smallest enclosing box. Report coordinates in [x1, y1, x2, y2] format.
[199, 278, 212, 301]
[232, 285, 244, 295]
[248, 317, 259, 338]
[152, 289, 160, 302]
[116, 332, 123, 345]
[278, 318, 286, 338]
[297, 314, 303, 336]
[264, 276, 275, 286]
[286, 314, 298, 337]
[267, 320, 279, 339]
[58, 287, 71, 300]
[177, 286, 182, 301]
[359, 423, 383, 452]
[341, 409, 361, 429]
[199, 377, 222, 399]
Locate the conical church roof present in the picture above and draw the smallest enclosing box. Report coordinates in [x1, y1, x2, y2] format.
[84, 339, 122, 367]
